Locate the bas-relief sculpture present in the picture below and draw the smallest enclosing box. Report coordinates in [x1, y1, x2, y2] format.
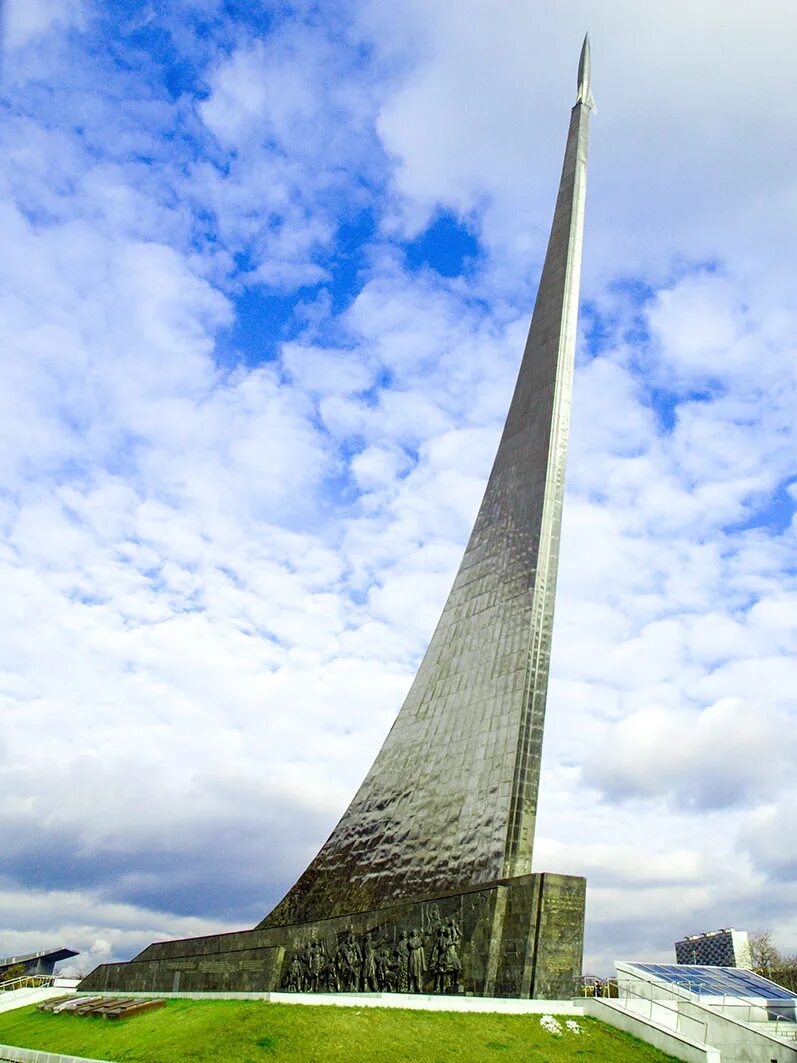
[281, 919, 464, 996]
[79, 38, 594, 1001]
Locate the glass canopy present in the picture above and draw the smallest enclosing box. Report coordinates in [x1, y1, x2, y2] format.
[629, 963, 797, 1001]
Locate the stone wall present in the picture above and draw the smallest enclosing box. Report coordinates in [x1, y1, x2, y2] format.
[80, 873, 584, 1000]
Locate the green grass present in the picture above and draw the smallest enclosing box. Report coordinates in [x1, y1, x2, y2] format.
[0, 1000, 682, 1063]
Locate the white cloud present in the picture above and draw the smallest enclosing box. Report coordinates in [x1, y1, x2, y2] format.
[192, 20, 384, 289]
[3, 0, 86, 49]
[583, 698, 794, 809]
[350, 446, 408, 491]
[282, 342, 375, 396]
[201, 39, 318, 148]
[361, 0, 797, 287]
[0, 887, 237, 975]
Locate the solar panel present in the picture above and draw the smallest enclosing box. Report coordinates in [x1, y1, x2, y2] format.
[629, 964, 797, 1001]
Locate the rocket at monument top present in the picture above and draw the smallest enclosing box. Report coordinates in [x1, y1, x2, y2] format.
[576, 33, 596, 111]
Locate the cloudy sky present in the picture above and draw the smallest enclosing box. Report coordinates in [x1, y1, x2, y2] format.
[1, 0, 796, 979]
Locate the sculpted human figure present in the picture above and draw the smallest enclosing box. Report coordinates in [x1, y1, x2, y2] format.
[363, 934, 378, 992]
[351, 932, 364, 988]
[325, 946, 340, 993]
[334, 945, 347, 992]
[443, 929, 462, 993]
[430, 925, 448, 993]
[407, 929, 426, 993]
[286, 954, 303, 991]
[309, 941, 325, 992]
[300, 942, 313, 991]
[393, 931, 409, 993]
[432, 927, 446, 993]
[338, 936, 352, 991]
[339, 930, 362, 992]
[376, 944, 393, 991]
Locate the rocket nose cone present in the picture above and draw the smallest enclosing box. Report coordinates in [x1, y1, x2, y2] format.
[576, 33, 594, 108]
[577, 33, 590, 91]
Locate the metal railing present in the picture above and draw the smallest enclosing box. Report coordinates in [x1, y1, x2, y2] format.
[0, 974, 56, 993]
[613, 982, 708, 1044]
[616, 977, 797, 1044]
[699, 1000, 797, 1042]
[580, 980, 619, 998]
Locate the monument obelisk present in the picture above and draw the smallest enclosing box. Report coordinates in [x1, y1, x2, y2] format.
[261, 37, 594, 927]
[81, 38, 594, 1000]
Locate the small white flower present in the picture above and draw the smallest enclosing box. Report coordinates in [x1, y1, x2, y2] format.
[565, 1019, 583, 1034]
[540, 1014, 564, 1036]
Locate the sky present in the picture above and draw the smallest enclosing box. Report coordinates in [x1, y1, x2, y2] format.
[0, 0, 796, 979]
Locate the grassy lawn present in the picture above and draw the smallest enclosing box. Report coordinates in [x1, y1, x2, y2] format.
[0, 1000, 683, 1063]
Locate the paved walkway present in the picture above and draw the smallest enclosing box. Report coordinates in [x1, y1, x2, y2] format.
[265, 990, 584, 1013]
[0, 989, 70, 1016]
[0, 1049, 112, 1063]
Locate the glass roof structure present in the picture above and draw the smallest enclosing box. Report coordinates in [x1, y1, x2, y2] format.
[628, 963, 797, 1001]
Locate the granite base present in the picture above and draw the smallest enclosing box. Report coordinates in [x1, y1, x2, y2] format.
[79, 872, 585, 1000]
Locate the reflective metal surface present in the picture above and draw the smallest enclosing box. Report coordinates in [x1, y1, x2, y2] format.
[576, 34, 596, 111]
[261, 88, 591, 928]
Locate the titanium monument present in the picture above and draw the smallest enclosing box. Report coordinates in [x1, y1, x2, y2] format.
[82, 37, 595, 1000]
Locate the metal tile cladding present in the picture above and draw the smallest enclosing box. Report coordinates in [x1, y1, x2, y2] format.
[260, 51, 593, 929]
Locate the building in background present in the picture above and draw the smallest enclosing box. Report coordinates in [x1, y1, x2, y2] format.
[675, 929, 753, 969]
[0, 947, 78, 979]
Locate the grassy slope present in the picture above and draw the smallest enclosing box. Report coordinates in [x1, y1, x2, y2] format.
[0, 1000, 682, 1063]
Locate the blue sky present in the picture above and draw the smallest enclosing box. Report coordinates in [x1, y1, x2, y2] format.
[1, 0, 796, 977]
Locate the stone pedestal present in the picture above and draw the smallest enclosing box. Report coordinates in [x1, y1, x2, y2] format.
[80, 872, 584, 1000]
